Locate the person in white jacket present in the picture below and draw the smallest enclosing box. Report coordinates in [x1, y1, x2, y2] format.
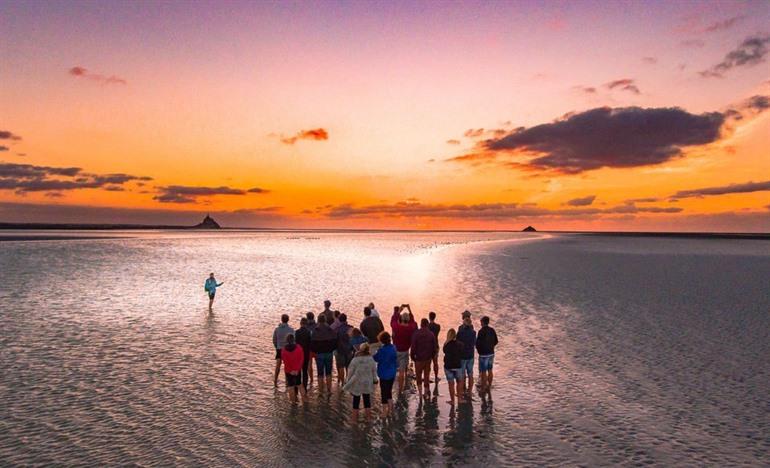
[343, 343, 378, 422]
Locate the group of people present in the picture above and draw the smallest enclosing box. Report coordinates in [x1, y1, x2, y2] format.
[273, 299, 499, 421]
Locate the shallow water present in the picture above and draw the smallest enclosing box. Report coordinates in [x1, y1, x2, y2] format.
[1, 231, 768, 466]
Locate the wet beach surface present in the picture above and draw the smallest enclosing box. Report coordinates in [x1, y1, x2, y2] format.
[1, 232, 768, 466]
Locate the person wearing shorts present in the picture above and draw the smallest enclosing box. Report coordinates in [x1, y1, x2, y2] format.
[475, 315, 499, 395]
[442, 328, 465, 405]
[310, 315, 337, 393]
[280, 334, 307, 403]
[273, 314, 294, 386]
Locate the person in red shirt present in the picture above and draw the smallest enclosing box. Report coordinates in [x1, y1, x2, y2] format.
[281, 334, 307, 403]
[390, 304, 417, 394]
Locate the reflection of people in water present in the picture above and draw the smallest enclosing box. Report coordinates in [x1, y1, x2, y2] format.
[204, 273, 223, 311]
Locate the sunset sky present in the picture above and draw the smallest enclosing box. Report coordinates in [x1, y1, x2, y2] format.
[1, 0, 769, 231]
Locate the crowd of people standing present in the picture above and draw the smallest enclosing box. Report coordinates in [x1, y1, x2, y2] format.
[272, 300, 499, 421]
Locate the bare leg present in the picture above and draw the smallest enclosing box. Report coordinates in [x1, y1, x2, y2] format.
[208, 297, 214, 311]
[415, 363, 423, 394]
[467, 374, 474, 398]
[299, 385, 308, 402]
[274, 359, 281, 386]
[326, 376, 332, 393]
[432, 354, 439, 382]
[422, 364, 430, 396]
[487, 369, 493, 393]
[397, 370, 405, 393]
[447, 380, 456, 405]
[478, 371, 486, 393]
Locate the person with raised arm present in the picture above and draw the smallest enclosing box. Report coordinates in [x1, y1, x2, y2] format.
[204, 273, 223, 311]
[390, 304, 417, 394]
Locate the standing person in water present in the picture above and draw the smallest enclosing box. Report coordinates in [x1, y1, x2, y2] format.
[321, 300, 335, 327]
[294, 317, 313, 390]
[204, 273, 223, 311]
[343, 343, 377, 423]
[373, 331, 397, 418]
[335, 314, 353, 385]
[476, 316, 499, 395]
[390, 304, 417, 394]
[310, 315, 337, 393]
[428, 311, 442, 384]
[273, 314, 295, 386]
[457, 310, 477, 399]
[411, 318, 438, 398]
[360, 306, 384, 354]
[305, 312, 317, 384]
[281, 334, 307, 403]
[368, 302, 380, 318]
[442, 328, 464, 406]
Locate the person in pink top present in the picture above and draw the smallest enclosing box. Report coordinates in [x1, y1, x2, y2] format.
[281, 334, 307, 403]
[390, 304, 417, 394]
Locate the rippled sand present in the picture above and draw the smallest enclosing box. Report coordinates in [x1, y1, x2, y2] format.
[1, 232, 768, 466]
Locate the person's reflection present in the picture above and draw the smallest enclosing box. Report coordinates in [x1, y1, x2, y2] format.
[443, 399, 475, 461]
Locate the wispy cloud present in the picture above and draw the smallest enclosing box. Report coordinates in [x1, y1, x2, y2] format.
[565, 195, 596, 207]
[700, 35, 770, 78]
[701, 15, 745, 33]
[671, 180, 770, 199]
[280, 128, 328, 145]
[605, 78, 641, 95]
[69, 66, 127, 85]
[318, 200, 681, 220]
[446, 139, 461, 145]
[153, 185, 270, 203]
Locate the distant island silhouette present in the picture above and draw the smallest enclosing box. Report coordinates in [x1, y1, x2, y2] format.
[194, 215, 221, 229]
[522, 225, 537, 232]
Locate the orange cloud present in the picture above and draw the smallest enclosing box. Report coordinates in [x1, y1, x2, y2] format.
[280, 128, 329, 145]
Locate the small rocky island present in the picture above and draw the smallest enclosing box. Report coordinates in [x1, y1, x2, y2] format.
[522, 225, 537, 232]
[194, 215, 221, 229]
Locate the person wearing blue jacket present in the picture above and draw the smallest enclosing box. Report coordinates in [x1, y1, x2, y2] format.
[456, 310, 477, 399]
[204, 273, 223, 311]
[373, 331, 398, 418]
